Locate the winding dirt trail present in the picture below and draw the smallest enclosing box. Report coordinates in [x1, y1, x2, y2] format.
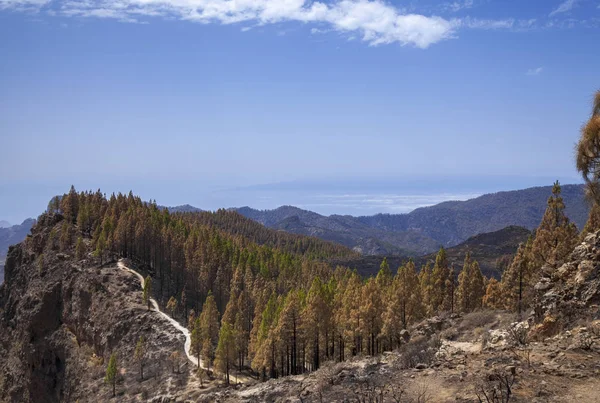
[117, 260, 250, 385]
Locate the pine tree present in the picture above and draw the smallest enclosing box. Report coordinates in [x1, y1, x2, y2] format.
[443, 265, 457, 313]
[457, 255, 486, 312]
[341, 272, 362, 357]
[483, 278, 503, 309]
[581, 203, 600, 239]
[75, 236, 85, 260]
[376, 257, 392, 287]
[576, 90, 600, 203]
[501, 238, 533, 314]
[252, 293, 279, 379]
[188, 309, 196, 331]
[381, 277, 404, 350]
[197, 367, 207, 387]
[234, 292, 250, 371]
[396, 260, 424, 329]
[200, 292, 220, 372]
[303, 278, 327, 370]
[190, 317, 202, 369]
[180, 290, 187, 320]
[143, 276, 152, 310]
[47, 195, 61, 214]
[105, 352, 118, 397]
[167, 296, 178, 318]
[215, 322, 236, 384]
[94, 232, 106, 266]
[59, 221, 72, 251]
[530, 181, 578, 271]
[134, 336, 147, 380]
[60, 185, 79, 224]
[469, 261, 485, 310]
[274, 290, 302, 375]
[431, 247, 449, 314]
[419, 263, 433, 316]
[360, 277, 382, 356]
[457, 253, 472, 312]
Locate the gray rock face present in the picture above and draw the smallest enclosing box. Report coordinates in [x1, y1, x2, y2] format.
[0, 214, 191, 402]
[533, 230, 600, 326]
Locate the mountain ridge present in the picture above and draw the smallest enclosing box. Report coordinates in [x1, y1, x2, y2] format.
[232, 184, 587, 256]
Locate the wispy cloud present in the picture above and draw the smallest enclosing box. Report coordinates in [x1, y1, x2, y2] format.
[5, 0, 520, 49]
[0, 0, 573, 48]
[527, 67, 544, 76]
[549, 0, 577, 17]
[310, 27, 330, 35]
[445, 0, 475, 13]
[461, 17, 516, 30]
[36, 0, 462, 49]
[0, 0, 49, 10]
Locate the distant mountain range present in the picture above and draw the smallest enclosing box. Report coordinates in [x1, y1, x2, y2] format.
[0, 219, 35, 283]
[161, 204, 203, 213]
[0, 221, 10, 229]
[0, 184, 588, 282]
[232, 184, 587, 256]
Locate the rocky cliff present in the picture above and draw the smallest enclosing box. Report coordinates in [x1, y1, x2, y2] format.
[0, 214, 194, 402]
[532, 231, 600, 334]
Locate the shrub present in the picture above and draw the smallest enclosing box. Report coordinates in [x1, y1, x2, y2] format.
[474, 367, 517, 403]
[507, 323, 529, 346]
[461, 311, 497, 330]
[397, 336, 440, 369]
[580, 333, 594, 350]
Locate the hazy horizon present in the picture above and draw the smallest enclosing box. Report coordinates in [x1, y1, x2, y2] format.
[0, 174, 582, 224]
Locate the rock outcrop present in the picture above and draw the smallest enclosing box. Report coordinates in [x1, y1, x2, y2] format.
[532, 231, 600, 331]
[0, 214, 192, 402]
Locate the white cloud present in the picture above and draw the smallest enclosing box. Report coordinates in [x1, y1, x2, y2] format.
[0, 0, 535, 49]
[527, 67, 543, 76]
[445, 0, 474, 13]
[0, 0, 49, 10]
[1, 0, 461, 48]
[462, 17, 515, 30]
[310, 27, 329, 34]
[549, 0, 577, 17]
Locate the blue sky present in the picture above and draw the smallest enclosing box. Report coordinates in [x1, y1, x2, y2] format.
[1, 0, 599, 223]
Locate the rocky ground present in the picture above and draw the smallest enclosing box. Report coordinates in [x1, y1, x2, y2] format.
[193, 313, 600, 402]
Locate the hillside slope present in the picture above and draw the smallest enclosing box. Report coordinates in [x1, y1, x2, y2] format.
[332, 225, 531, 278]
[0, 215, 198, 402]
[418, 225, 532, 278]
